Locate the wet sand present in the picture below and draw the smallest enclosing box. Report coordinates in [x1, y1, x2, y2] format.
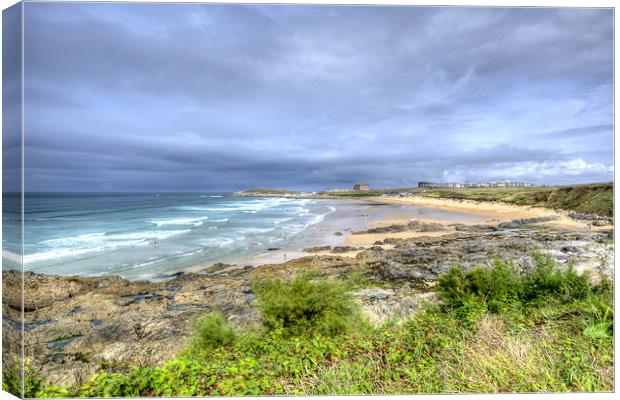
[240, 198, 489, 265]
[211, 195, 610, 268]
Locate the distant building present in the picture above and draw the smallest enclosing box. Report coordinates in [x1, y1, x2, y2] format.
[418, 181, 438, 188]
[325, 188, 351, 192]
[419, 180, 535, 188]
[353, 183, 370, 191]
[418, 181, 459, 188]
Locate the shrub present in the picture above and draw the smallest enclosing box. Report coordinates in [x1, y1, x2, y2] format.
[437, 255, 594, 326]
[437, 260, 522, 316]
[253, 276, 360, 337]
[2, 358, 46, 398]
[188, 313, 236, 355]
[523, 253, 590, 303]
[452, 295, 488, 329]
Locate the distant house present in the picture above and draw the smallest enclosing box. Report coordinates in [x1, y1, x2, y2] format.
[420, 180, 535, 188]
[353, 183, 370, 191]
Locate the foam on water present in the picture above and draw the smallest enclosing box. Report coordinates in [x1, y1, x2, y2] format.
[29, 229, 191, 263]
[9, 193, 338, 278]
[150, 216, 209, 227]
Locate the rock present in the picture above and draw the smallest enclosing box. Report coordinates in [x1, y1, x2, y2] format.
[592, 220, 611, 226]
[331, 246, 360, 253]
[561, 246, 579, 253]
[201, 263, 236, 273]
[498, 216, 559, 228]
[353, 288, 395, 300]
[370, 260, 437, 281]
[6, 223, 613, 388]
[303, 245, 332, 253]
[569, 211, 613, 225]
[453, 224, 496, 232]
[334, 232, 343, 236]
[98, 342, 132, 361]
[353, 220, 444, 235]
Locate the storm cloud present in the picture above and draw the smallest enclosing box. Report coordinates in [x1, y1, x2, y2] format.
[22, 4, 613, 192]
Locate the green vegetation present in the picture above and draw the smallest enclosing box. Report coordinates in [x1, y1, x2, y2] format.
[187, 313, 236, 356]
[316, 183, 612, 216]
[318, 190, 385, 198]
[239, 183, 613, 216]
[420, 182, 613, 217]
[11, 258, 613, 397]
[252, 277, 364, 337]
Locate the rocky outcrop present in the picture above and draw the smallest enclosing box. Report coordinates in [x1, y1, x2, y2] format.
[569, 211, 613, 225]
[353, 220, 445, 235]
[497, 216, 559, 228]
[303, 245, 332, 253]
[331, 246, 361, 253]
[4, 224, 613, 387]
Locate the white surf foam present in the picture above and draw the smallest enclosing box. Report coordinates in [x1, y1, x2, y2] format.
[150, 216, 209, 227]
[28, 229, 191, 263]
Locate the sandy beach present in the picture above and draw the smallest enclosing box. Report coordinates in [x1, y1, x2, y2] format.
[337, 194, 612, 249]
[11, 193, 613, 387]
[233, 194, 608, 264]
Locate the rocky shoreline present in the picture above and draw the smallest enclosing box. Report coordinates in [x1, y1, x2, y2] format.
[2, 220, 614, 387]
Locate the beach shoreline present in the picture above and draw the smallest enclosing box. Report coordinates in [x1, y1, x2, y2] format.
[8, 194, 614, 387]
[237, 194, 610, 265]
[11, 194, 611, 281]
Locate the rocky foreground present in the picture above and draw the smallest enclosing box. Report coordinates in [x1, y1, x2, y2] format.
[2, 222, 614, 387]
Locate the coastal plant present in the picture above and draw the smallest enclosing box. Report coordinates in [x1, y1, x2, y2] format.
[437, 261, 522, 319]
[31, 258, 614, 397]
[188, 312, 236, 356]
[523, 253, 590, 303]
[2, 357, 46, 398]
[252, 275, 361, 337]
[437, 255, 598, 328]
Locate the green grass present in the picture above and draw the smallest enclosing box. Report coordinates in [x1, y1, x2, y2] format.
[240, 183, 613, 217]
[11, 257, 614, 397]
[419, 183, 613, 217]
[317, 190, 385, 198]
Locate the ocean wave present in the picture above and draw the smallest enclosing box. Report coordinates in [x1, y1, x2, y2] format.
[177, 198, 299, 214]
[41, 230, 189, 246]
[199, 237, 239, 248]
[28, 229, 191, 263]
[150, 216, 209, 227]
[309, 206, 337, 225]
[288, 205, 337, 235]
[237, 227, 275, 234]
[2, 250, 21, 264]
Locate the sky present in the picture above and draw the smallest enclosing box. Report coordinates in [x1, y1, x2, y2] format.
[14, 4, 615, 192]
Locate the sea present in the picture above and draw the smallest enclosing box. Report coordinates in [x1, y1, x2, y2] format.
[2, 193, 342, 280]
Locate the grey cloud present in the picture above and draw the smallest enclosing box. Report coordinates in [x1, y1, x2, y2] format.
[19, 4, 614, 192]
[542, 124, 613, 138]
